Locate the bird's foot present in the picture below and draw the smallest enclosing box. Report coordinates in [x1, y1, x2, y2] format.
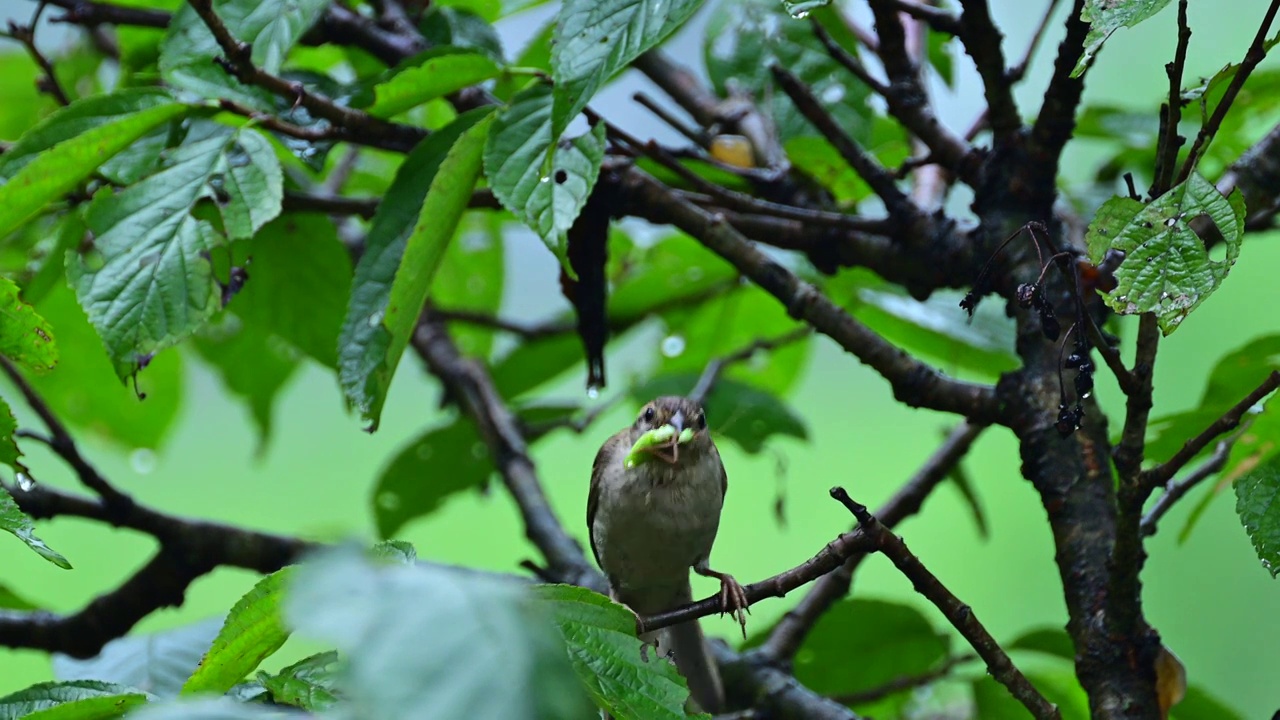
[715, 573, 750, 639]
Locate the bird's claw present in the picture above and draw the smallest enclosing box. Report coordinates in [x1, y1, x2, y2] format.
[716, 574, 751, 638]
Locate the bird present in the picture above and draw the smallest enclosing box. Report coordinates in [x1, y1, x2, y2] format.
[587, 395, 748, 714]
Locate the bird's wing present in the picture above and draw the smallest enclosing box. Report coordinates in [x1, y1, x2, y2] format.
[587, 431, 627, 570]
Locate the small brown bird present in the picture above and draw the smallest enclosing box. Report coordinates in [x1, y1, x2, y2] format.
[587, 396, 748, 714]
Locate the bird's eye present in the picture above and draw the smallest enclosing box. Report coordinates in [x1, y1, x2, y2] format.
[696, 413, 707, 429]
[642, 407, 656, 423]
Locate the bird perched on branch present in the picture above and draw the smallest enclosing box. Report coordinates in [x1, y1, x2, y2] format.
[587, 395, 748, 713]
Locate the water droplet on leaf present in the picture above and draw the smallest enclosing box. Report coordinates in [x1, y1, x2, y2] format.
[15, 472, 34, 491]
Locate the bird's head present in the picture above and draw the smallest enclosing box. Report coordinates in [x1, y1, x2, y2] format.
[626, 395, 712, 467]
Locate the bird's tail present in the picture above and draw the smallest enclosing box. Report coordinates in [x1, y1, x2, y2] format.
[641, 582, 725, 714]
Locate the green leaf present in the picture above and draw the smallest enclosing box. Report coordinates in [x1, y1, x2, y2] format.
[532, 584, 704, 720]
[483, 83, 607, 272]
[373, 419, 494, 538]
[0, 276, 57, 373]
[748, 599, 946, 705]
[284, 544, 593, 720]
[1008, 627, 1075, 660]
[421, 6, 504, 59]
[338, 108, 495, 430]
[631, 375, 807, 454]
[1084, 174, 1244, 335]
[1073, 0, 1174, 78]
[433, 212, 506, 360]
[1233, 454, 1280, 577]
[53, 618, 223, 697]
[607, 234, 738, 321]
[0, 97, 188, 240]
[68, 122, 282, 379]
[0, 394, 29, 481]
[255, 652, 339, 711]
[704, 0, 871, 143]
[494, 18, 554, 102]
[0, 582, 40, 610]
[28, 285, 182, 451]
[946, 460, 989, 540]
[125, 697, 292, 720]
[365, 48, 501, 119]
[658, 285, 811, 396]
[0, 484, 71, 569]
[230, 213, 351, 369]
[780, 0, 828, 17]
[0, 88, 175, 183]
[0, 681, 148, 720]
[160, 0, 330, 106]
[847, 281, 1018, 380]
[193, 316, 299, 454]
[1170, 685, 1246, 720]
[971, 669, 1090, 719]
[551, 0, 702, 137]
[183, 570, 293, 695]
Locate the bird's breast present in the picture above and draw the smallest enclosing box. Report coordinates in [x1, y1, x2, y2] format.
[592, 452, 725, 614]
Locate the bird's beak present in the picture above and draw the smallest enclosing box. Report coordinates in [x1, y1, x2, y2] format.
[670, 410, 685, 434]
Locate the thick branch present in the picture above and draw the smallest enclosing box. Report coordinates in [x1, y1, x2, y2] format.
[1027, 0, 1089, 179]
[956, 0, 1020, 142]
[831, 487, 1059, 720]
[622, 170, 1002, 423]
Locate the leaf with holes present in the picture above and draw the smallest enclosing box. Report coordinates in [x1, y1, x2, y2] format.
[1234, 454, 1280, 578]
[372, 420, 494, 538]
[551, 0, 702, 138]
[0, 277, 57, 373]
[0, 484, 70, 569]
[338, 108, 494, 430]
[67, 122, 282, 379]
[1084, 173, 1244, 335]
[1073, 0, 1174, 78]
[533, 584, 705, 720]
[484, 83, 606, 274]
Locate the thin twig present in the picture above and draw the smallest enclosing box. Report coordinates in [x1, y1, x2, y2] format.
[186, 0, 424, 153]
[633, 92, 705, 146]
[1009, 0, 1065, 83]
[830, 487, 1061, 720]
[1151, 0, 1191, 197]
[0, 358, 132, 511]
[1176, 0, 1280, 184]
[883, 0, 961, 35]
[830, 654, 977, 706]
[760, 421, 987, 660]
[5, 3, 72, 106]
[690, 328, 814, 405]
[1142, 371, 1280, 490]
[769, 65, 914, 217]
[1140, 439, 1232, 537]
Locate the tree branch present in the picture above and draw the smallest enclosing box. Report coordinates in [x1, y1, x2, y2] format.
[1176, 0, 1280, 184]
[956, 0, 1020, 143]
[1141, 371, 1280, 490]
[621, 170, 1003, 423]
[830, 487, 1060, 720]
[185, 0, 424, 153]
[760, 420, 987, 660]
[411, 320, 603, 591]
[712, 642, 865, 720]
[1140, 439, 1232, 537]
[0, 358, 131, 511]
[689, 328, 813, 405]
[5, 3, 72, 106]
[770, 64, 915, 217]
[1027, 0, 1089, 180]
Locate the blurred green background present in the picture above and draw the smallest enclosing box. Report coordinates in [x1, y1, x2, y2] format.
[0, 0, 1277, 717]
